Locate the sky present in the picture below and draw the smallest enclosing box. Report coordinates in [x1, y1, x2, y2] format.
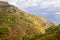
[0, 0, 60, 24]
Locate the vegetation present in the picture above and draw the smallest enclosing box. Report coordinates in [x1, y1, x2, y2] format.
[22, 24, 60, 40]
[0, 27, 11, 40]
[35, 24, 60, 40]
[0, 27, 10, 35]
[0, 1, 59, 40]
[0, 14, 16, 24]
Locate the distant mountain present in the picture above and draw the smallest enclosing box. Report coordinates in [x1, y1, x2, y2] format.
[0, 1, 54, 40]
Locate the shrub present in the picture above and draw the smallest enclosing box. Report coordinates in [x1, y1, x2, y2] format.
[0, 14, 16, 24]
[0, 27, 10, 36]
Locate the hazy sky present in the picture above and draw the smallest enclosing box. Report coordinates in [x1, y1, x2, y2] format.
[0, 0, 60, 24]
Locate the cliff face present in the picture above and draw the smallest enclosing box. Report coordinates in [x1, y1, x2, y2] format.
[0, 1, 53, 40]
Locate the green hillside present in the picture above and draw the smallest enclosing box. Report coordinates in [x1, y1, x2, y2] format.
[35, 24, 60, 40]
[0, 1, 56, 40]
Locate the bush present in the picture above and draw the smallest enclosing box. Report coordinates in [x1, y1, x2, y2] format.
[0, 27, 10, 36]
[0, 14, 16, 24]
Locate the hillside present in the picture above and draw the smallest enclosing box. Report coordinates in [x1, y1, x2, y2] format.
[0, 1, 54, 40]
[35, 24, 60, 40]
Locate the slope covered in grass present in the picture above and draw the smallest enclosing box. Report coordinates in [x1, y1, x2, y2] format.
[35, 24, 60, 40]
[0, 1, 53, 40]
